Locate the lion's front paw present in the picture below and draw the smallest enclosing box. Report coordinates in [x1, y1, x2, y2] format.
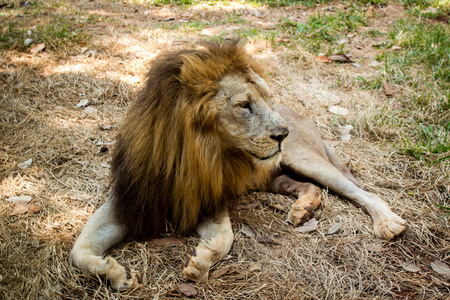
[373, 214, 406, 241]
[182, 254, 210, 282]
[105, 257, 140, 291]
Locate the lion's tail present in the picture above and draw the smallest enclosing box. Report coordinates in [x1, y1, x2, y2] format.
[322, 140, 363, 189]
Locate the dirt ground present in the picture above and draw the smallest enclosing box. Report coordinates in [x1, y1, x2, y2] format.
[1, 0, 449, 299]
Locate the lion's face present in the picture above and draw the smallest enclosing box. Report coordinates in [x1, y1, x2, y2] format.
[214, 69, 289, 161]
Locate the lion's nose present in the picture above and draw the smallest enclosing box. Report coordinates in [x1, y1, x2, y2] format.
[270, 126, 289, 142]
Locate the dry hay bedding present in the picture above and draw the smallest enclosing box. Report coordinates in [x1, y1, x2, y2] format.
[0, 11, 449, 300]
[2, 54, 449, 300]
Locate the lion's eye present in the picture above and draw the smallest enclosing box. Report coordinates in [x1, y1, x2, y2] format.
[238, 102, 251, 110]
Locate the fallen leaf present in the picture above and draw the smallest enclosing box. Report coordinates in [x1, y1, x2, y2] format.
[210, 267, 231, 279]
[178, 283, 197, 297]
[401, 263, 420, 273]
[256, 237, 279, 245]
[28, 204, 41, 214]
[329, 53, 353, 63]
[268, 203, 287, 212]
[392, 46, 402, 50]
[236, 201, 260, 210]
[152, 237, 183, 247]
[248, 262, 262, 272]
[327, 222, 342, 235]
[365, 243, 384, 252]
[383, 82, 395, 97]
[274, 38, 290, 44]
[240, 224, 256, 238]
[18, 158, 32, 169]
[316, 55, 330, 63]
[328, 106, 349, 117]
[2, 145, 10, 151]
[6, 195, 32, 204]
[431, 260, 450, 278]
[295, 218, 318, 233]
[30, 43, 45, 54]
[10, 204, 29, 216]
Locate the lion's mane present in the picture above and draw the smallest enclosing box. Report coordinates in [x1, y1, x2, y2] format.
[111, 42, 273, 239]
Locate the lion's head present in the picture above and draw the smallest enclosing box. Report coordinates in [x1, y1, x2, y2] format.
[111, 42, 288, 239]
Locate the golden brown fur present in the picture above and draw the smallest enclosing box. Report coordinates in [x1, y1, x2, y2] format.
[111, 42, 273, 239]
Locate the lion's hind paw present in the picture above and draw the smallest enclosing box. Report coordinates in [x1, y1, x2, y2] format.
[373, 214, 406, 241]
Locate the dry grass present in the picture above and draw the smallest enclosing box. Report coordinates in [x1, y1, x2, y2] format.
[1, 0, 449, 299]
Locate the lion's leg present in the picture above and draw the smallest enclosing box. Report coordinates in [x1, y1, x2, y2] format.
[182, 211, 233, 282]
[268, 174, 322, 226]
[70, 196, 139, 290]
[282, 152, 406, 240]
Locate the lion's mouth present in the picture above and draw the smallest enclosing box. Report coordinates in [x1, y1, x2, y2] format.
[249, 147, 281, 161]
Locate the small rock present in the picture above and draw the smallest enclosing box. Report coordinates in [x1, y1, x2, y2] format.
[83, 107, 97, 115]
[18, 158, 32, 169]
[6, 195, 32, 204]
[328, 106, 349, 117]
[249, 262, 262, 272]
[75, 99, 89, 107]
[24, 38, 33, 45]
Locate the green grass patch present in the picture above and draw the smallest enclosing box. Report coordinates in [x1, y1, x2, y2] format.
[248, 0, 333, 8]
[358, 17, 450, 164]
[285, 6, 367, 54]
[390, 18, 450, 83]
[0, 8, 91, 51]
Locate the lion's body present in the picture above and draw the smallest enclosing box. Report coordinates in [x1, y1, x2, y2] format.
[70, 42, 406, 290]
[111, 45, 277, 239]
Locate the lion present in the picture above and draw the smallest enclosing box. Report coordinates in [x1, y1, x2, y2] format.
[70, 42, 406, 290]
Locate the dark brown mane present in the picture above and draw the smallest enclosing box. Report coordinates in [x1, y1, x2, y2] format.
[111, 42, 270, 240]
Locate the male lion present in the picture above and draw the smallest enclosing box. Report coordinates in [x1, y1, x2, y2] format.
[70, 42, 406, 290]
